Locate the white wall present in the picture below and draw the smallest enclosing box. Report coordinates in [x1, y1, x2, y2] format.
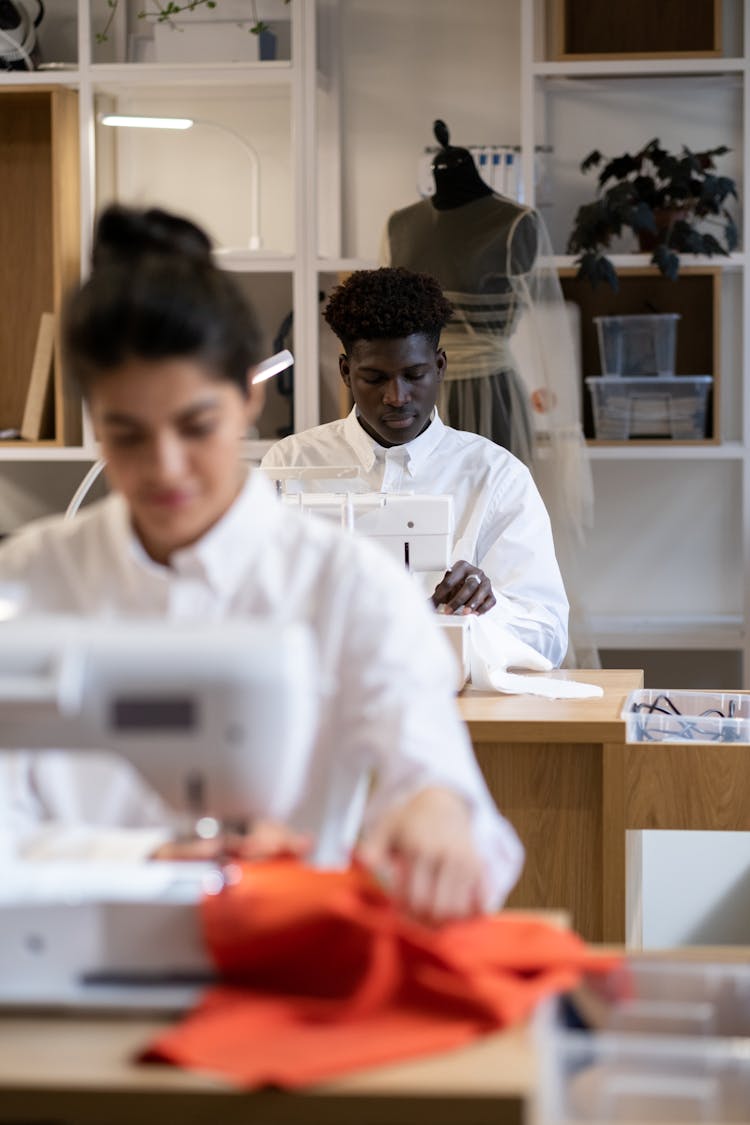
[98, 88, 293, 255]
[334, 0, 522, 260]
[639, 832, 750, 948]
[580, 460, 742, 621]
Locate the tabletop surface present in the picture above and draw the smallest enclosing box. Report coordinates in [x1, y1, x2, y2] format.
[0, 1012, 535, 1102]
[457, 669, 644, 743]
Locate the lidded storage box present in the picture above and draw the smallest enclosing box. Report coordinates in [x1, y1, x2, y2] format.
[586, 375, 711, 440]
[595, 313, 680, 377]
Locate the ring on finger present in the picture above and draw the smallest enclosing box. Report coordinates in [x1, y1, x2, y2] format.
[465, 573, 481, 586]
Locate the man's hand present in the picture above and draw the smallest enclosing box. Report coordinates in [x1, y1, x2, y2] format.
[431, 561, 496, 616]
[152, 821, 311, 862]
[358, 787, 487, 923]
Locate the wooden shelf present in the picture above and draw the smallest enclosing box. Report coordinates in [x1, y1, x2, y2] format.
[592, 614, 743, 650]
[0, 86, 81, 446]
[559, 266, 721, 442]
[585, 442, 744, 461]
[549, 0, 722, 61]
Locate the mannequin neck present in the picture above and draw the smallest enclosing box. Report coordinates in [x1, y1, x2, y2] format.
[431, 162, 493, 211]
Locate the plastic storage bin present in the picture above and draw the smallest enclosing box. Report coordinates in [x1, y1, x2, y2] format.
[535, 958, 750, 1124]
[595, 313, 681, 377]
[586, 375, 711, 440]
[623, 688, 750, 744]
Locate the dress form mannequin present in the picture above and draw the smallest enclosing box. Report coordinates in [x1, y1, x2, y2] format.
[383, 121, 598, 668]
[384, 120, 537, 461]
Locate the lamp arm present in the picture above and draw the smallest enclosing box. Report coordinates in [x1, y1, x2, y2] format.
[192, 119, 261, 251]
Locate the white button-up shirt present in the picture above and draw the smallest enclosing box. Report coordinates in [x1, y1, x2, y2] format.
[262, 410, 569, 667]
[0, 471, 523, 907]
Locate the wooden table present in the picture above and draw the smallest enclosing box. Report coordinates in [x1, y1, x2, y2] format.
[0, 1013, 535, 1125]
[458, 669, 644, 943]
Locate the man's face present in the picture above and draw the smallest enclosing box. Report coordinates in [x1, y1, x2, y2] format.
[339, 334, 446, 448]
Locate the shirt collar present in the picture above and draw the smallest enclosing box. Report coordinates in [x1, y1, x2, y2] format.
[342, 407, 446, 477]
[113, 470, 281, 597]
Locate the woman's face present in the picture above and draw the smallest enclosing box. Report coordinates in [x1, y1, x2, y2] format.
[88, 356, 262, 564]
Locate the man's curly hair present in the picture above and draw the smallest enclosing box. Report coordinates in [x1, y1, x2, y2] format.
[323, 267, 453, 352]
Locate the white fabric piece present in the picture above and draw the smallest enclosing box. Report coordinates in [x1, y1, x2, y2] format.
[0, 471, 523, 909]
[262, 409, 569, 669]
[482, 672, 603, 700]
[465, 614, 603, 699]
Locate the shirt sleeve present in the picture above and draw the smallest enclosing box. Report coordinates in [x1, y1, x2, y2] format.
[326, 537, 524, 909]
[259, 440, 286, 469]
[474, 460, 569, 668]
[0, 751, 178, 863]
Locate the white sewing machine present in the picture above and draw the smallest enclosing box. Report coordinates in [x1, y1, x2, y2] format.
[0, 617, 319, 1010]
[261, 467, 470, 688]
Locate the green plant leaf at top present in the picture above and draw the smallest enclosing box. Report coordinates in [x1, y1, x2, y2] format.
[580, 150, 603, 173]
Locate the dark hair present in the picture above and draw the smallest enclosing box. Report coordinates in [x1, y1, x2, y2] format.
[63, 204, 263, 394]
[323, 267, 453, 352]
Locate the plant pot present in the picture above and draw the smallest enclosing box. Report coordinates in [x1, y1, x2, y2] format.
[636, 207, 689, 253]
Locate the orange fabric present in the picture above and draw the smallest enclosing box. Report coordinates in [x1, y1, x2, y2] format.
[143, 860, 619, 1087]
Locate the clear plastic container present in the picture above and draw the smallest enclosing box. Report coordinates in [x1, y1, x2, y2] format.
[595, 314, 681, 377]
[586, 376, 712, 440]
[536, 1024, 750, 1123]
[535, 958, 750, 1123]
[623, 689, 750, 744]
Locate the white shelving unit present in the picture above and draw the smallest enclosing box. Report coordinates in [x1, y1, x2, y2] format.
[517, 0, 749, 679]
[0, 0, 319, 473]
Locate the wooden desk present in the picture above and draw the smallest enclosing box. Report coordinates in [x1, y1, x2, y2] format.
[458, 669, 644, 944]
[0, 1013, 534, 1125]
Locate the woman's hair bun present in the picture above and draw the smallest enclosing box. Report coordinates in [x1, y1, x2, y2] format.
[92, 203, 213, 270]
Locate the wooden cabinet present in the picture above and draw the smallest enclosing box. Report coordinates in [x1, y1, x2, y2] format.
[0, 86, 80, 446]
[550, 0, 722, 60]
[560, 267, 721, 443]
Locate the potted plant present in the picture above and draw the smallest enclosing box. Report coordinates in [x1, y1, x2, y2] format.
[567, 138, 738, 290]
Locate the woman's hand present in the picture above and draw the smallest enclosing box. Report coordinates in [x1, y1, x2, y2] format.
[152, 821, 311, 862]
[431, 561, 496, 616]
[358, 787, 487, 923]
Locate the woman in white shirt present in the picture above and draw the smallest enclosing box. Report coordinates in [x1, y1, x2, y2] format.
[0, 204, 523, 922]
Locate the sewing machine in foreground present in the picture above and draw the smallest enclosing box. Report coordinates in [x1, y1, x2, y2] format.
[0, 617, 318, 1010]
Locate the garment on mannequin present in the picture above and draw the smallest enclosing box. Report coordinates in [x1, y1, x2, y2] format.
[382, 120, 598, 668]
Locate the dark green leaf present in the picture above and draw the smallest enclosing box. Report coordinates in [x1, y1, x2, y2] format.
[724, 214, 739, 251]
[596, 256, 619, 292]
[629, 201, 657, 233]
[669, 220, 703, 253]
[652, 244, 680, 281]
[716, 176, 738, 201]
[700, 233, 729, 256]
[599, 154, 638, 186]
[580, 150, 602, 173]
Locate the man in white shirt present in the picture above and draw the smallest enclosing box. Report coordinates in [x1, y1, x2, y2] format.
[262, 267, 569, 669]
[0, 204, 524, 922]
